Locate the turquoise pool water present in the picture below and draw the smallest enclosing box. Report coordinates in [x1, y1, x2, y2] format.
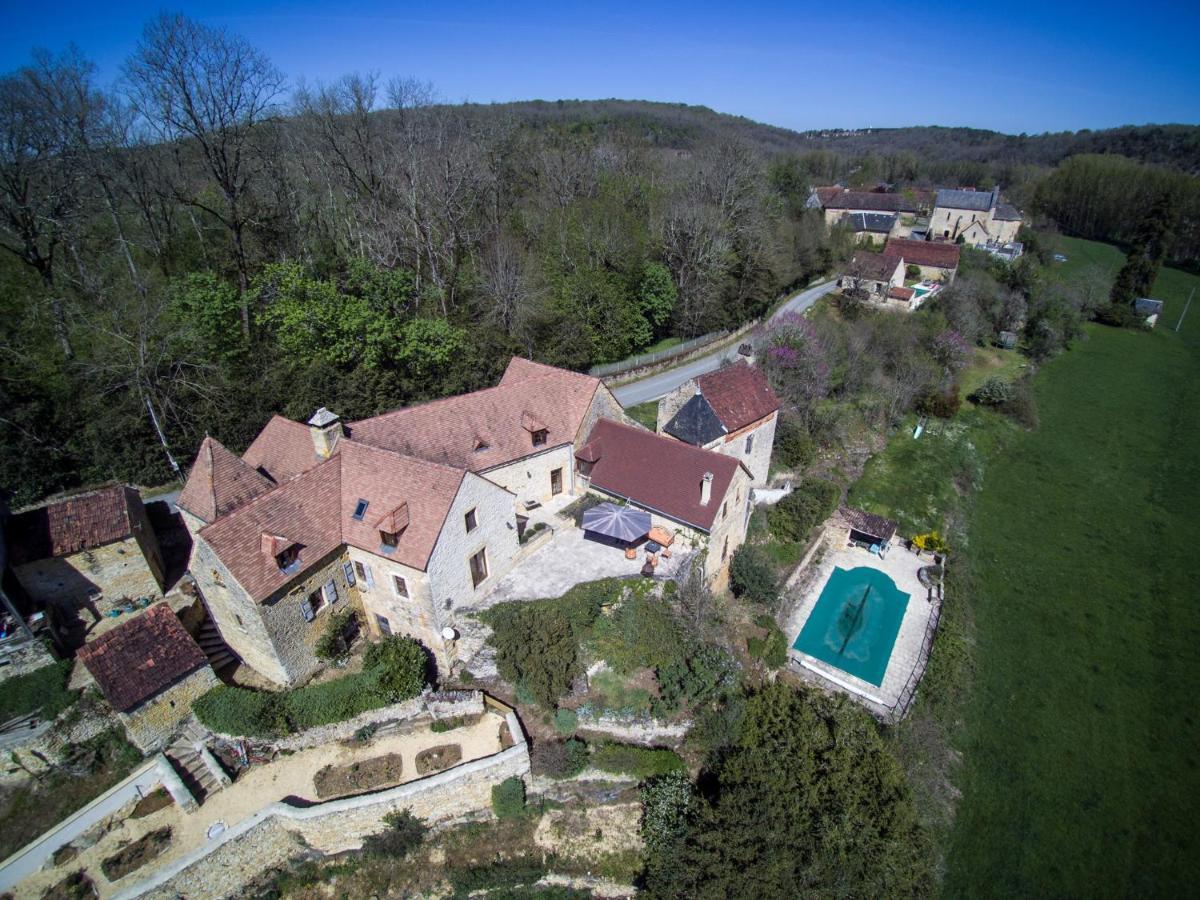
[792, 566, 910, 687]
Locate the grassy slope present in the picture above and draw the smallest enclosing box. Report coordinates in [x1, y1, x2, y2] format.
[943, 249, 1200, 895]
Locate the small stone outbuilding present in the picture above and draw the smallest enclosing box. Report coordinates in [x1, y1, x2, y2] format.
[76, 602, 216, 752]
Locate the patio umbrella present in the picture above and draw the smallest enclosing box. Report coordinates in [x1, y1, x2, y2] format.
[581, 502, 652, 544]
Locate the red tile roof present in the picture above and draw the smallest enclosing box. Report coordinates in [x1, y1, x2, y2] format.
[813, 186, 843, 205]
[6, 486, 138, 566]
[580, 419, 745, 532]
[178, 436, 274, 523]
[885, 238, 960, 270]
[198, 456, 344, 601]
[888, 286, 915, 301]
[337, 441, 467, 568]
[242, 415, 319, 484]
[696, 362, 780, 432]
[77, 603, 209, 712]
[347, 359, 600, 473]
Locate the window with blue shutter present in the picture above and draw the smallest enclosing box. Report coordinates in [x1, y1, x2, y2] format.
[342, 561, 356, 586]
[323, 580, 338, 605]
[301, 596, 315, 622]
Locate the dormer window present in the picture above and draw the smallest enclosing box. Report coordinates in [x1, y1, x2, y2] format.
[473, 436, 490, 452]
[532, 429, 548, 447]
[521, 411, 548, 447]
[276, 545, 300, 573]
[352, 499, 369, 521]
[262, 533, 300, 574]
[375, 502, 410, 554]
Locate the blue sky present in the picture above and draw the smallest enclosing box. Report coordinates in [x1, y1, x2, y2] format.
[3, 0, 1198, 134]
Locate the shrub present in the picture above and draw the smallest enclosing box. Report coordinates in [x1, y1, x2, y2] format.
[590, 593, 687, 673]
[998, 376, 1039, 428]
[448, 858, 548, 894]
[916, 385, 962, 419]
[746, 616, 788, 669]
[532, 738, 589, 779]
[767, 476, 839, 544]
[1094, 302, 1144, 329]
[553, 707, 578, 735]
[363, 636, 429, 702]
[193, 684, 291, 737]
[0, 659, 77, 723]
[430, 715, 468, 733]
[655, 643, 738, 714]
[969, 376, 1015, 407]
[592, 743, 685, 779]
[906, 263, 921, 280]
[491, 776, 527, 819]
[362, 809, 427, 859]
[773, 417, 816, 471]
[314, 608, 357, 662]
[729, 544, 780, 605]
[640, 770, 693, 857]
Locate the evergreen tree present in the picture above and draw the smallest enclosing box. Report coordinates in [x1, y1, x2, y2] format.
[1110, 191, 1178, 305]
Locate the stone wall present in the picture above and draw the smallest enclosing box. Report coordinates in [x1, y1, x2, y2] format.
[484, 444, 576, 506]
[124, 712, 531, 900]
[347, 543, 434, 644]
[655, 378, 697, 433]
[714, 411, 777, 486]
[700, 465, 753, 582]
[0, 639, 56, 684]
[122, 665, 218, 753]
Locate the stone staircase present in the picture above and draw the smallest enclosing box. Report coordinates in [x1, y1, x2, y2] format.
[197, 619, 238, 671]
[166, 721, 229, 804]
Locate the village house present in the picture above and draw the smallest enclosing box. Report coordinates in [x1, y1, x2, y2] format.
[930, 187, 1023, 246]
[655, 362, 781, 486]
[839, 250, 906, 299]
[178, 359, 629, 687]
[76, 602, 217, 752]
[575, 419, 753, 582]
[884, 237, 960, 282]
[811, 187, 932, 239]
[4, 486, 166, 650]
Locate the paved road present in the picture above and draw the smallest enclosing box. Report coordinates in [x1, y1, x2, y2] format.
[612, 279, 836, 406]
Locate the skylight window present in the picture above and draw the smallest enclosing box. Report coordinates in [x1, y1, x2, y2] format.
[352, 499, 369, 520]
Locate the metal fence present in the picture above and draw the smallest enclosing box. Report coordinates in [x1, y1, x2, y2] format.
[588, 329, 735, 378]
[884, 570, 945, 724]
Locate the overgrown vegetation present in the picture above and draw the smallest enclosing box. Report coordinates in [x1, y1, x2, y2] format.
[0, 658, 77, 723]
[491, 776, 528, 820]
[591, 743, 685, 779]
[193, 635, 428, 736]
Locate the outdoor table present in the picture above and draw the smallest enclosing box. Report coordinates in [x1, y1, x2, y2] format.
[645, 540, 663, 553]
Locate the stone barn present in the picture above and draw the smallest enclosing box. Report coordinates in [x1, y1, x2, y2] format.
[76, 602, 217, 752]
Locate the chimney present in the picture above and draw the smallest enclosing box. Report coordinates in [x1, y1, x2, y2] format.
[308, 407, 342, 459]
[700, 471, 713, 506]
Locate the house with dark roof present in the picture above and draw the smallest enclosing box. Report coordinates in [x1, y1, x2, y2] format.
[655, 362, 781, 486]
[76, 603, 216, 751]
[841, 212, 899, 245]
[930, 187, 1023, 247]
[814, 188, 931, 238]
[839, 250, 907, 299]
[4, 486, 166, 649]
[177, 358, 628, 686]
[576, 419, 753, 581]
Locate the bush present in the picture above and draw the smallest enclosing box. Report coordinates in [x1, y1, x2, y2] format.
[729, 544, 779, 605]
[448, 858, 548, 894]
[916, 385, 962, 419]
[655, 643, 738, 714]
[314, 609, 357, 662]
[998, 376, 1039, 428]
[362, 809, 427, 859]
[746, 616, 788, 669]
[363, 636, 429, 702]
[773, 417, 815, 471]
[969, 376, 1015, 407]
[767, 477, 840, 545]
[906, 263, 921, 280]
[532, 738, 589, 779]
[553, 707, 578, 735]
[0, 658, 77, 723]
[491, 776, 527, 819]
[590, 593, 687, 673]
[1094, 302, 1144, 329]
[592, 743, 685, 779]
[430, 715, 468, 733]
[641, 770, 693, 858]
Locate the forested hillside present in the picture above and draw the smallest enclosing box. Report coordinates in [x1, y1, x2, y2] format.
[2, 14, 1197, 505]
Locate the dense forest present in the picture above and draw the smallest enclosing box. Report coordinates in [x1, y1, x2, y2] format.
[2, 14, 1198, 505]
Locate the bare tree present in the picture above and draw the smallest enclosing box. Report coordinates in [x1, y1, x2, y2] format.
[124, 13, 284, 336]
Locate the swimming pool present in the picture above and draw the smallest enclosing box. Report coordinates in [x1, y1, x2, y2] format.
[792, 566, 910, 687]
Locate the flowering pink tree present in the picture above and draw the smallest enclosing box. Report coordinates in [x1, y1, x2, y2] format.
[928, 329, 971, 376]
[761, 312, 831, 418]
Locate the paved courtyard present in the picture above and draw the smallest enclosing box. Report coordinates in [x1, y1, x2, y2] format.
[781, 529, 939, 717]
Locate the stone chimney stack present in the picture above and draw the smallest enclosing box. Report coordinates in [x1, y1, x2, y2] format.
[308, 407, 342, 459]
[700, 471, 713, 506]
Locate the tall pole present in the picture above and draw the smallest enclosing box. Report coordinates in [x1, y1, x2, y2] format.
[1176, 288, 1194, 333]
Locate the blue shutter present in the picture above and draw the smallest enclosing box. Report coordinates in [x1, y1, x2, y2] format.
[343, 561, 356, 586]
[324, 580, 338, 605]
[301, 597, 315, 622]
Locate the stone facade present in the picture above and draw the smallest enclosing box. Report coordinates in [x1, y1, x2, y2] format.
[701, 465, 753, 581]
[930, 203, 1019, 247]
[656, 385, 778, 487]
[483, 444, 576, 508]
[120, 665, 219, 753]
[0, 639, 56, 684]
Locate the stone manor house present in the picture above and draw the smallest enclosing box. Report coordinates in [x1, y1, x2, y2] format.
[178, 358, 766, 688]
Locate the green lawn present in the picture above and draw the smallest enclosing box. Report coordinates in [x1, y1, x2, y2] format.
[1049, 234, 1125, 281]
[625, 400, 659, 430]
[943, 251, 1200, 895]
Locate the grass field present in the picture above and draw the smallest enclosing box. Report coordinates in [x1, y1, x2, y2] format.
[625, 400, 659, 430]
[942, 246, 1200, 895]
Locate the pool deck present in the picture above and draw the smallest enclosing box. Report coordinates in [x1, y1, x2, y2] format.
[782, 528, 939, 718]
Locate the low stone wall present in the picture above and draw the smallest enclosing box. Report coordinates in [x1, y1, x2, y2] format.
[122, 711, 531, 900]
[203, 689, 486, 753]
[602, 319, 759, 387]
[0, 640, 56, 684]
[576, 713, 691, 746]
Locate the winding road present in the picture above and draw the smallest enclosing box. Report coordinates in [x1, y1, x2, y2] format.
[612, 279, 836, 406]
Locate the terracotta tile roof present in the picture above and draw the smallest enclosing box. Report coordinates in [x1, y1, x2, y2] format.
[242, 415, 319, 484]
[826, 191, 921, 213]
[178, 436, 275, 523]
[347, 359, 600, 472]
[580, 419, 744, 532]
[885, 238, 960, 270]
[813, 186, 843, 205]
[198, 456, 344, 601]
[5, 486, 138, 566]
[77, 603, 209, 712]
[696, 362, 780, 433]
[337, 441, 466, 569]
[848, 250, 903, 282]
[889, 286, 915, 301]
[841, 506, 898, 544]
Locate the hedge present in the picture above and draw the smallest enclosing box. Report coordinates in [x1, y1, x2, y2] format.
[592, 743, 685, 779]
[0, 659, 77, 723]
[491, 776, 527, 819]
[193, 635, 428, 737]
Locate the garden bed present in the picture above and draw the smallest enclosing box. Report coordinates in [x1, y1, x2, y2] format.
[415, 743, 462, 775]
[314, 753, 404, 799]
[101, 827, 172, 881]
